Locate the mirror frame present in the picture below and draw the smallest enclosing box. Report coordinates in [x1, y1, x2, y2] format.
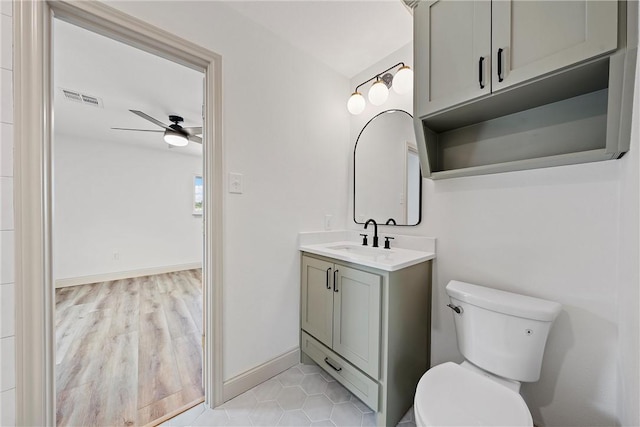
[353, 109, 422, 226]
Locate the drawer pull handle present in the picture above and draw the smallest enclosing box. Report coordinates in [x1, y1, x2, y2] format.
[326, 267, 332, 290]
[324, 357, 342, 372]
[478, 56, 485, 89]
[333, 270, 339, 292]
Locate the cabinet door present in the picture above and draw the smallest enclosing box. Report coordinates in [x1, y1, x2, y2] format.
[301, 256, 334, 348]
[415, 0, 491, 117]
[332, 265, 381, 379]
[492, 1, 617, 91]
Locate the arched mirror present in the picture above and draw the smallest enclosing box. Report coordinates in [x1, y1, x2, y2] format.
[354, 109, 421, 226]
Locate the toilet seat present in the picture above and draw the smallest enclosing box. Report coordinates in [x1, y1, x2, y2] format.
[414, 362, 533, 427]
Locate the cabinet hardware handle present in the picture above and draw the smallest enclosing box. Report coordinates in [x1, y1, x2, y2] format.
[478, 56, 485, 89]
[325, 267, 332, 290]
[497, 48, 504, 82]
[324, 357, 342, 372]
[333, 269, 339, 292]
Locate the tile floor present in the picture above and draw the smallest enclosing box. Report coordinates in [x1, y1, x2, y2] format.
[161, 363, 416, 427]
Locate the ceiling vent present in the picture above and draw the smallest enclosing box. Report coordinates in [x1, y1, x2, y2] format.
[60, 88, 104, 108]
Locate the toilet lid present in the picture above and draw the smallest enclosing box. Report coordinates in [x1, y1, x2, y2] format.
[415, 362, 533, 427]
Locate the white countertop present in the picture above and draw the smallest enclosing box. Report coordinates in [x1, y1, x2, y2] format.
[300, 240, 435, 272]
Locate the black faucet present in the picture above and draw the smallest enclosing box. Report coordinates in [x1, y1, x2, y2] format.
[364, 219, 379, 248]
[385, 218, 397, 225]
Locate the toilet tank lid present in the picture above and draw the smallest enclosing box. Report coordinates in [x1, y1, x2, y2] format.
[446, 280, 562, 322]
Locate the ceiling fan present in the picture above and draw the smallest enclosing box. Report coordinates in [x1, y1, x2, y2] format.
[112, 110, 202, 146]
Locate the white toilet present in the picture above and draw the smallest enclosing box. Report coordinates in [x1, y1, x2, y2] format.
[414, 280, 562, 426]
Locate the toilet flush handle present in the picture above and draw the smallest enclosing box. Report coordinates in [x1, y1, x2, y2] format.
[447, 303, 462, 314]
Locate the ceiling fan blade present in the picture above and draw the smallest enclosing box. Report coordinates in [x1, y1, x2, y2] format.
[188, 135, 203, 144]
[111, 127, 164, 132]
[129, 110, 172, 131]
[183, 126, 203, 136]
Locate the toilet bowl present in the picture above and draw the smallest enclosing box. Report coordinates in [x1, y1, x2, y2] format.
[414, 362, 532, 426]
[414, 280, 561, 427]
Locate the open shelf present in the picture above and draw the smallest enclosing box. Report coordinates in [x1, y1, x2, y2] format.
[415, 52, 635, 179]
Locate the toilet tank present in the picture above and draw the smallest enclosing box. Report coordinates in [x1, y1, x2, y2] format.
[446, 280, 562, 382]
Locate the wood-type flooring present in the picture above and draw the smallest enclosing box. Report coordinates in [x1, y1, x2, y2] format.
[55, 269, 204, 426]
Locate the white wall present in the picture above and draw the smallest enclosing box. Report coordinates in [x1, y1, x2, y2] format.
[106, 1, 351, 381]
[0, 1, 14, 425]
[348, 43, 640, 427]
[615, 40, 640, 426]
[53, 135, 203, 281]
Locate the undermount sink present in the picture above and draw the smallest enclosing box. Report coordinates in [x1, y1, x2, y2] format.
[299, 240, 435, 272]
[324, 243, 392, 257]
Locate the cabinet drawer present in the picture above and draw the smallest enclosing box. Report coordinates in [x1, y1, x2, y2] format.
[301, 331, 379, 411]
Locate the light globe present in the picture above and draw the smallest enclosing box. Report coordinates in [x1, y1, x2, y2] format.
[368, 80, 389, 106]
[392, 65, 413, 94]
[347, 92, 366, 115]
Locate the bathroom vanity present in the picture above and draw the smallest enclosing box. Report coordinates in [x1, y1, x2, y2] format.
[299, 239, 435, 426]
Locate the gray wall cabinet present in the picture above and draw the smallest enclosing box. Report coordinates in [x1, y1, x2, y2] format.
[413, 0, 638, 178]
[300, 253, 432, 426]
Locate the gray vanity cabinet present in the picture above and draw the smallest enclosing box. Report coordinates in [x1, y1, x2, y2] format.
[300, 257, 335, 348]
[416, 0, 618, 118]
[300, 256, 381, 378]
[300, 253, 432, 427]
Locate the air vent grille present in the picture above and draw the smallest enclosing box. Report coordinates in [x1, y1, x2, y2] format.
[59, 88, 104, 108]
[62, 89, 82, 102]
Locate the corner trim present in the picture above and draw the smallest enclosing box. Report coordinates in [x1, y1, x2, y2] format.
[222, 348, 300, 402]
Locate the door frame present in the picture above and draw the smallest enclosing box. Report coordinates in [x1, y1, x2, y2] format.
[13, 1, 224, 425]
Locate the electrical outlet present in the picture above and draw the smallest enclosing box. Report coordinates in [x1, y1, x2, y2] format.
[324, 215, 333, 230]
[112, 251, 120, 261]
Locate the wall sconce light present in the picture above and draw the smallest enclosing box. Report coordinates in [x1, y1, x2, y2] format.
[347, 62, 413, 115]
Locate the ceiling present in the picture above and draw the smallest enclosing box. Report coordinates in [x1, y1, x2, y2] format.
[224, 0, 413, 78]
[53, 18, 204, 156]
[53, 1, 412, 154]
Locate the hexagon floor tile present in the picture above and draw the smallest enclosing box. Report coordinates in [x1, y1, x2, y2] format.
[166, 363, 416, 427]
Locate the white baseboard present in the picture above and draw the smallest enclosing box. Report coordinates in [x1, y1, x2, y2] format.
[222, 347, 300, 403]
[54, 262, 203, 288]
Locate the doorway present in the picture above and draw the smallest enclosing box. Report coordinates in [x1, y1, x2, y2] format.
[52, 18, 206, 426]
[13, 2, 223, 425]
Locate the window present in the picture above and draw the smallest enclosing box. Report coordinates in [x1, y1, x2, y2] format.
[193, 175, 203, 215]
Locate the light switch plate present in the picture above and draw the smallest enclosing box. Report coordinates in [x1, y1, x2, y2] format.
[229, 172, 243, 194]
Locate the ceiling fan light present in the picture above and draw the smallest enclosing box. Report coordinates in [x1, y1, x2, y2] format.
[368, 79, 389, 106]
[163, 129, 189, 147]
